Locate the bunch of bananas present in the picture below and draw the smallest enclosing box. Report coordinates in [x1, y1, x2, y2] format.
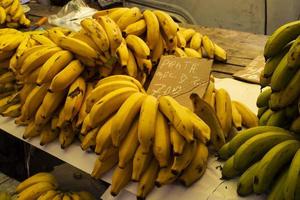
[16, 172, 95, 200]
[192, 77, 258, 150]
[257, 20, 300, 133]
[79, 75, 211, 199]
[0, 0, 30, 28]
[218, 126, 300, 199]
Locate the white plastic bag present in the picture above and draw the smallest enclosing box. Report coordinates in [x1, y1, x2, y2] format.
[48, 0, 97, 32]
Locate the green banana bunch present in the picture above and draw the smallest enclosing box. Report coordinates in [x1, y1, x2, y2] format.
[256, 87, 272, 108]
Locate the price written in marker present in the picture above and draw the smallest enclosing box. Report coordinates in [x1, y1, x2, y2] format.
[147, 56, 213, 109]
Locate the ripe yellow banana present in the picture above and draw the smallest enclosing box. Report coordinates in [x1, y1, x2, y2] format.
[78, 191, 95, 200]
[72, 29, 101, 52]
[151, 33, 165, 65]
[37, 190, 58, 200]
[92, 7, 125, 18]
[31, 34, 56, 46]
[96, 15, 123, 55]
[202, 35, 215, 59]
[91, 155, 118, 179]
[155, 159, 178, 187]
[174, 47, 187, 57]
[1, 103, 21, 117]
[94, 116, 114, 154]
[123, 19, 146, 37]
[110, 162, 133, 197]
[23, 67, 41, 84]
[19, 15, 31, 27]
[81, 127, 99, 151]
[137, 158, 159, 199]
[231, 101, 242, 130]
[232, 101, 258, 128]
[203, 81, 215, 109]
[170, 125, 185, 156]
[116, 39, 129, 67]
[47, 29, 65, 45]
[23, 120, 40, 139]
[180, 28, 196, 42]
[88, 87, 137, 128]
[59, 125, 76, 149]
[0, 33, 25, 52]
[39, 123, 59, 146]
[179, 142, 208, 186]
[189, 32, 202, 50]
[184, 47, 202, 58]
[106, 7, 130, 21]
[16, 45, 48, 70]
[153, 10, 178, 42]
[116, 7, 142, 31]
[20, 46, 61, 75]
[49, 60, 84, 92]
[0, 0, 14, 7]
[125, 34, 150, 59]
[11, 4, 23, 21]
[132, 145, 153, 181]
[214, 43, 227, 62]
[158, 95, 194, 142]
[75, 83, 93, 128]
[142, 10, 160, 51]
[0, 71, 14, 83]
[17, 182, 56, 200]
[0, 7, 6, 24]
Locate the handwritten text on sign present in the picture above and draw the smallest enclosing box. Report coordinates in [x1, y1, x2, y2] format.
[147, 56, 212, 108]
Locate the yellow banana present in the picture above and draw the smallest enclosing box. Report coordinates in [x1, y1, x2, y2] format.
[132, 145, 153, 181]
[94, 116, 114, 154]
[184, 47, 202, 58]
[125, 34, 150, 59]
[151, 33, 165, 65]
[39, 123, 59, 146]
[0, 71, 14, 83]
[91, 154, 118, 179]
[23, 67, 41, 84]
[23, 120, 40, 139]
[92, 7, 125, 18]
[49, 60, 84, 92]
[202, 35, 215, 59]
[31, 34, 56, 46]
[106, 7, 130, 21]
[174, 47, 187, 57]
[116, 7, 142, 31]
[170, 125, 185, 156]
[0, 33, 25, 51]
[47, 29, 65, 45]
[189, 32, 202, 50]
[232, 101, 258, 128]
[81, 127, 99, 151]
[143, 10, 160, 50]
[153, 10, 178, 42]
[59, 125, 76, 149]
[176, 31, 186, 49]
[17, 182, 56, 200]
[0, 7, 6, 24]
[231, 101, 242, 130]
[116, 39, 129, 67]
[214, 43, 227, 62]
[123, 19, 146, 37]
[155, 158, 178, 187]
[110, 162, 133, 196]
[37, 190, 58, 200]
[1, 103, 21, 117]
[180, 28, 196, 42]
[72, 29, 101, 52]
[75, 83, 93, 128]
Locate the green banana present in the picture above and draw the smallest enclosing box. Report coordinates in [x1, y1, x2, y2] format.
[266, 109, 286, 127]
[287, 35, 300, 69]
[256, 87, 272, 108]
[264, 20, 300, 58]
[221, 155, 241, 179]
[253, 140, 300, 194]
[268, 92, 281, 111]
[259, 109, 274, 125]
[267, 168, 288, 200]
[270, 53, 297, 92]
[285, 102, 298, 119]
[226, 126, 287, 158]
[233, 131, 295, 171]
[283, 148, 300, 199]
[257, 106, 268, 118]
[290, 116, 300, 133]
[237, 162, 260, 196]
[218, 143, 230, 160]
[277, 67, 300, 108]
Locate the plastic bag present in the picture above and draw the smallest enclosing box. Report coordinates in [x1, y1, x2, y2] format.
[48, 0, 97, 32]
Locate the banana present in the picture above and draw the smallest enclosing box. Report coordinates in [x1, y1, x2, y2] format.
[0, 33, 25, 51]
[174, 47, 187, 57]
[135, 55, 152, 74]
[266, 109, 286, 127]
[0, 71, 14, 83]
[0, 50, 14, 62]
[203, 80, 215, 106]
[232, 101, 258, 128]
[123, 19, 146, 37]
[111, 92, 145, 147]
[16, 45, 48, 70]
[189, 32, 202, 50]
[16, 172, 58, 193]
[23, 120, 41, 139]
[218, 142, 230, 160]
[35, 90, 66, 127]
[78, 191, 95, 200]
[59, 76, 85, 123]
[136, 158, 159, 200]
[231, 102, 242, 130]
[98, 146, 118, 162]
[215, 88, 232, 138]
[259, 71, 271, 87]
[37, 50, 73, 85]
[151, 33, 165, 65]
[132, 145, 153, 181]
[81, 127, 99, 151]
[23, 67, 41, 84]
[179, 142, 208, 186]
[59, 125, 76, 149]
[92, 7, 127, 18]
[257, 106, 268, 118]
[58, 35, 99, 60]
[263, 47, 289, 78]
[125, 48, 138, 77]
[0, 7, 6, 24]
[31, 34, 56, 46]
[284, 102, 298, 119]
[143, 10, 160, 50]
[11, 4, 23, 21]
[237, 162, 260, 196]
[233, 131, 295, 171]
[287, 35, 300, 69]
[88, 87, 137, 128]
[170, 125, 185, 156]
[76, 83, 93, 128]
[137, 95, 158, 153]
[125, 34, 150, 59]
[283, 148, 300, 199]
[268, 168, 289, 200]
[72, 29, 101, 52]
[116, 39, 129, 67]
[62, 194, 71, 200]
[184, 47, 202, 58]
[80, 113, 91, 135]
[171, 141, 197, 175]
[158, 95, 194, 142]
[96, 16, 123, 55]
[106, 7, 130, 21]
[17, 182, 56, 200]
[175, 31, 186, 49]
[221, 155, 241, 179]
[48, 60, 84, 92]
[68, 193, 80, 200]
[80, 18, 110, 54]
[91, 153, 118, 179]
[0, 93, 19, 114]
[94, 117, 114, 154]
[256, 87, 272, 107]
[116, 7, 142, 31]
[214, 43, 227, 62]
[153, 111, 171, 168]
[110, 162, 133, 196]
[20, 84, 49, 121]
[95, 74, 145, 93]
[86, 80, 139, 113]
[47, 29, 65, 45]
[290, 116, 300, 133]
[1, 103, 21, 117]
[154, 10, 178, 42]
[270, 53, 298, 91]
[259, 108, 273, 125]
[40, 123, 59, 146]
[118, 118, 139, 168]
[0, 0, 13, 7]
[190, 93, 225, 150]
[20, 46, 61, 75]
[178, 28, 195, 42]
[37, 190, 58, 200]
[253, 140, 300, 194]
[202, 35, 215, 59]
[19, 15, 31, 27]
[264, 20, 300, 58]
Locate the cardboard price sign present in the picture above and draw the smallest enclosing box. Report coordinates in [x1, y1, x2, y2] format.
[147, 56, 213, 109]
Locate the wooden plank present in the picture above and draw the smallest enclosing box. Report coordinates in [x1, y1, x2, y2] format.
[212, 63, 244, 75]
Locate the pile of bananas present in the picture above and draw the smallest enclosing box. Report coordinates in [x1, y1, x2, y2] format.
[218, 126, 300, 199]
[0, 0, 30, 28]
[16, 172, 95, 200]
[258, 20, 300, 133]
[193, 77, 258, 150]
